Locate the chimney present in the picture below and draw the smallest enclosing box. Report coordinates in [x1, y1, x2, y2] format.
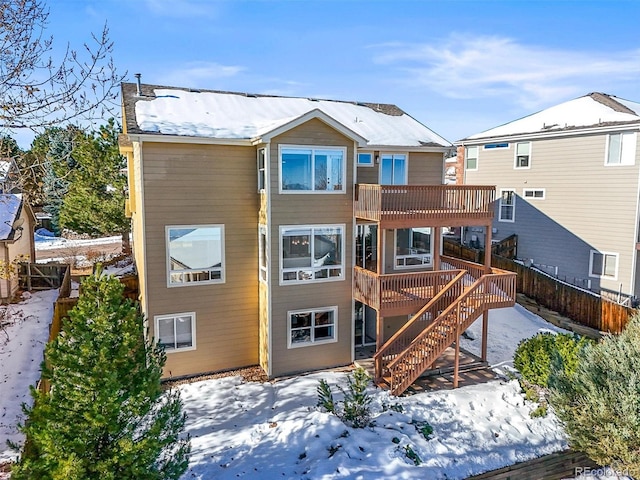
[134, 73, 142, 96]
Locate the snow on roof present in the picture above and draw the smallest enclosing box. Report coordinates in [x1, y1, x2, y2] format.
[465, 93, 640, 141]
[0, 194, 22, 240]
[0, 159, 14, 180]
[133, 87, 451, 148]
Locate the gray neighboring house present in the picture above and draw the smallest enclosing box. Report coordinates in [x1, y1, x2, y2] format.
[457, 92, 640, 303]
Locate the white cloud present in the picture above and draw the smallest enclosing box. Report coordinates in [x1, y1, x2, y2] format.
[160, 61, 245, 88]
[373, 35, 640, 109]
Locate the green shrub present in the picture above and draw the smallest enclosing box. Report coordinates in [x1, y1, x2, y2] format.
[513, 332, 590, 387]
[317, 367, 372, 428]
[549, 314, 640, 477]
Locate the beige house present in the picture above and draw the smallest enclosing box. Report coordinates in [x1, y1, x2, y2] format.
[0, 194, 36, 301]
[458, 92, 640, 303]
[120, 81, 515, 394]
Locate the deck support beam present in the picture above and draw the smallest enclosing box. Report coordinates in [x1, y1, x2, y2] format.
[481, 310, 488, 362]
[484, 223, 492, 273]
[433, 226, 441, 271]
[453, 302, 461, 388]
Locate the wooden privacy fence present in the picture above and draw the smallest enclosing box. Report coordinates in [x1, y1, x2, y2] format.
[19, 263, 70, 293]
[491, 255, 634, 333]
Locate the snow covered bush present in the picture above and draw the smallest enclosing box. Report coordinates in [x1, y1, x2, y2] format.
[317, 367, 372, 428]
[549, 314, 640, 478]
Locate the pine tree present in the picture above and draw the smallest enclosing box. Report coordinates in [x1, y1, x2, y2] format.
[549, 314, 640, 477]
[12, 271, 190, 479]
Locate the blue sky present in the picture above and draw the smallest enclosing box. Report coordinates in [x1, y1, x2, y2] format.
[23, 0, 640, 146]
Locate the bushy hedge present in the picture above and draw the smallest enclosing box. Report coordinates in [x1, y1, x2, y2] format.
[513, 332, 590, 387]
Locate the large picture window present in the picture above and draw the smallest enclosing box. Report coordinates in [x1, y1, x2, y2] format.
[288, 307, 337, 348]
[167, 225, 224, 286]
[606, 132, 636, 166]
[498, 189, 516, 222]
[280, 146, 345, 192]
[395, 227, 432, 268]
[380, 154, 407, 185]
[280, 225, 344, 283]
[155, 313, 196, 352]
[589, 250, 618, 279]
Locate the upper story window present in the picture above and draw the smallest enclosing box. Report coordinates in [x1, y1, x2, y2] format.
[280, 225, 344, 284]
[259, 225, 267, 283]
[380, 154, 407, 184]
[395, 227, 432, 268]
[589, 250, 618, 280]
[357, 152, 374, 167]
[515, 142, 531, 169]
[483, 143, 509, 150]
[465, 146, 478, 171]
[498, 189, 515, 222]
[155, 312, 196, 352]
[523, 188, 545, 200]
[279, 146, 345, 192]
[257, 148, 266, 191]
[167, 225, 225, 286]
[606, 132, 636, 166]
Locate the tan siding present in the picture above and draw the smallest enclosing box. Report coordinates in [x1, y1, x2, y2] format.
[408, 152, 445, 185]
[259, 280, 269, 373]
[141, 142, 260, 378]
[465, 133, 640, 294]
[268, 119, 354, 376]
[132, 142, 147, 312]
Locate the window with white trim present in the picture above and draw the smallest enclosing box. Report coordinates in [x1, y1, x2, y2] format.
[288, 306, 337, 347]
[167, 225, 224, 286]
[280, 225, 344, 283]
[380, 154, 407, 184]
[483, 143, 509, 150]
[280, 146, 345, 192]
[395, 227, 432, 268]
[515, 142, 531, 168]
[257, 148, 266, 191]
[606, 132, 636, 166]
[589, 251, 618, 279]
[523, 188, 545, 200]
[357, 152, 374, 166]
[498, 189, 515, 222]
[465, 146, 478, 170]
[259, 226, 267, 283]
[155, 313, 196, 352]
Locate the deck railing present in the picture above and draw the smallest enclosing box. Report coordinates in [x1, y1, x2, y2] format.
[355, 184, 495, 224]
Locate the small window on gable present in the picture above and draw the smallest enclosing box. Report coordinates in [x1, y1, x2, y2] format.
[606, 132, 636, 166]
[515, 142, 531, 169]
[589, 250, 618, 280]
[357, 152, 373, 166]
[523, 188, 545, 200]
[155, 313, 196, 352]
[465, 146, 478, 170]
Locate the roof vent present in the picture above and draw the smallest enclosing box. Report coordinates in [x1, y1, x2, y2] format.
[134, 73, 142, 96]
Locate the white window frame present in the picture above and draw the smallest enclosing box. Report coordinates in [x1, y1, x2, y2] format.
[589, 250, 619, 280]
[465, 146, 478, 171]
[166, 224, 225, 287]
[259, 225, 268, 283]
[287, 306, 338, 348]
[498, 189, 516, 223]
[483, 143, 510, 150]
[514, 142, 531, 169]
[357, 151, 374, 167]
[279, 224, 345, 285]
[379, 153, 408, 184]
[257, 148, 267, 191]
[278, 145, 347, 194]
[523, 188, 545, 200]
[154, 312, 196, 353]
[605, 132, 636, 166]
[394, 227, 433, 268]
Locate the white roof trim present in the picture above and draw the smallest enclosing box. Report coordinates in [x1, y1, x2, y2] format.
[126, 133, 253, 146]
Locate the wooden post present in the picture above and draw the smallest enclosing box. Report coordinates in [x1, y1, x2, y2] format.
[484, 223, 493, 273]
[481, 310, 488, 362]
[433, 226, 441, 271]
[453, 302, 461, 388]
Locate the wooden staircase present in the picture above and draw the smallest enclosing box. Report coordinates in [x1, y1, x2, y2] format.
[373, 260, 516, 396]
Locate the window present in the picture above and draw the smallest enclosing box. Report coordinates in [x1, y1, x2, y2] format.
[523, 188, 545, 200]
[357, 152, 374, 166]
[167, 225, 224, 286]
[257, 148, 266, 191]
[515, 142, 531, 168]
[395, 227, 432, 268]
[589, 250, 618, 279]
[155, 313, 196, 352]
[380, 154, 407, 184]
[465, 146, 478, 170]
[259, 225, 267, 283]
[498, 189, 515, 222]
[483, 143, 509, 150]
[280, 225, 344, 284]
[606, 132, 636, 166]
[288, 307, 337, 347]
[280, 146, 345, 192]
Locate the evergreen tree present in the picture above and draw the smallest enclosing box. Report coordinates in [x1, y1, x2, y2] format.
[549, 314, 640, 477]
[12, 271, 190, 479]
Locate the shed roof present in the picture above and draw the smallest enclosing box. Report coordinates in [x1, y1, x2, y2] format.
[0, 194, 23, 241]
[121, 83, 451, 148]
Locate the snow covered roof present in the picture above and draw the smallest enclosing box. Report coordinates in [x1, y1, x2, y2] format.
[0, 159, 17, 181]
[122, 83, 451, 148]
[462, 92, 640, 141]
[0, 194, 23, 241]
